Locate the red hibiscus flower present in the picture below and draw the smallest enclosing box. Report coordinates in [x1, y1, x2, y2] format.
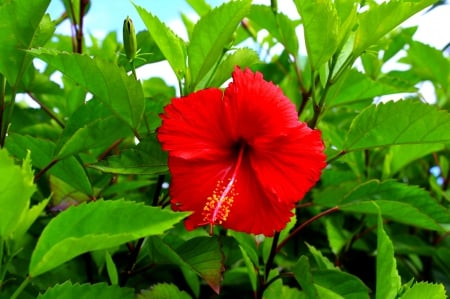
[157, 67, 326, 236]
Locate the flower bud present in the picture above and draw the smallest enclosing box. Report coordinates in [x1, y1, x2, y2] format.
[123, 16, 137, 61]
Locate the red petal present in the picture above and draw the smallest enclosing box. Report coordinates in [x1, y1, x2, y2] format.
[222, 157, 295, 236]
[157, 88, 232, 160]
[168, 155, 235, 230]
[250, 125, 326, 203]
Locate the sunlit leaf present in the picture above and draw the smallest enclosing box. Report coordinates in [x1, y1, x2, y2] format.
[376, 213, 401, 299]
[353, 0, 435, 55]
[134, 4, 186, 80]
[399, 282, 448, 299]
[343, 100, 450, 151]
[28, 48, 145, 130]
[0, 0, 53, 85]
[293, 256, 320, 299]
[188, 0, 251, 89]
[208, 48, 260, 88]
[29, 200, 189, 276]
[294, 0, 339, 69]
[0, 149, 35, 238]
[36, 282, 134, 299]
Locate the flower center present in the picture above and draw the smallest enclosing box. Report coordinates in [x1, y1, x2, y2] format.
[202, 141, 246, 234]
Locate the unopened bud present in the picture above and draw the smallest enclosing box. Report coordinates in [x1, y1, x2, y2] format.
[123, 16, 137, 61]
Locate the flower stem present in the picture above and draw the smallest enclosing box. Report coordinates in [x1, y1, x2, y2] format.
[276, 206, 339, 253]
[10, 276, 31, 299]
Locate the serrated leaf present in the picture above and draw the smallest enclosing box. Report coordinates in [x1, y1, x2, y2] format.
[293, 256, 320, 299]
[383, 143, 445, 178]
[320, 180, 449, 231]
[29, 200, 189, 277]
[137, 283, 192, 299]
[188, 0, 251, 89]
[90, 135, 168, 175]
[28, 48, 145, 129]
[326, 69, 416, 107]
[5, 133, 92, 195]
[399, 282, 447, 299]
[147, 236, 223, 294]
[55, 100, 132, 159]
[306, 243, 335, 271]
[295, 0, 339, 69]
[36, 282, 134, 299]
[343, 100, 450, 151]
[353, 0, 436, 55]
[313, 270, 370, 299]
[376, 213, 401, 299]
[134, 4, 186, 80]
[208, 48, 260, 87]
[0, 0, 53, 85]
[0, 149, 36, 238]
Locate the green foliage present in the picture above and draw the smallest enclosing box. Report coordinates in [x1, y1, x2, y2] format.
[29, 200, 189, 277]
[0, 0, 449, 298]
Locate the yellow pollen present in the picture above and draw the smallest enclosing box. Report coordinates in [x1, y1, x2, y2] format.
[202, 179, 238, 227]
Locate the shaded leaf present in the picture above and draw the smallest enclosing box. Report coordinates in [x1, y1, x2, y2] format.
[376, 213, 401, 299]
[134, 4, 186, 80]
[293, 256, 320, 299]
[147, 236, 223, 294]
[5, 133, 92, 195]
[90, 135, 167, 175]
[188, 0, 251, 89]
[37, 282, 134, 299]
[29, 48, 145, 129]
[295, 0, 339, 69]
[29, 200, 189, 276]
[55, 100, 132, 159]
[317, 180, 449, 231]
[343, 100, 450, 151]
[137, 283, 192, 299]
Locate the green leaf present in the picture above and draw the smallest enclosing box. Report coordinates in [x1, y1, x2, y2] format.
[90, 135, 168, 175]
[0, 0, 52, 84]
[399, 282, 448, 299]
[294, 0, 339, 69]
[403, 41, 450, 89]
[187, 0, 251, 89]
[383, 143, 445, 178]
[105, 251, 118, 285]
[36, 282, 134, 299]
[326, 69, 416, 107]
[313, 270, 370, 299]
[238, 245, 258, 292]
[343, 100, 450, 152]
[293, 256, 320, 299]
[29, 200, 189, 277]
[55, 100, 132, 159]
[147, 236, 224, 294]
[0, 149, 36, 238]
[28, 48, 145, 130]
[353, 0, 436, 55]
[323, 180, 449, 231]
[376, 213, 401, 299]
[134, 4, 186, 80]
[306, 243, 335, 271]
[137, 283, 192, 299]
[208, 48, 260, 88]
[5, 133, 92, 195]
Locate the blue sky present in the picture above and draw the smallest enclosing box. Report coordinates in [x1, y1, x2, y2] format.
[47, 0, 225, 38]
